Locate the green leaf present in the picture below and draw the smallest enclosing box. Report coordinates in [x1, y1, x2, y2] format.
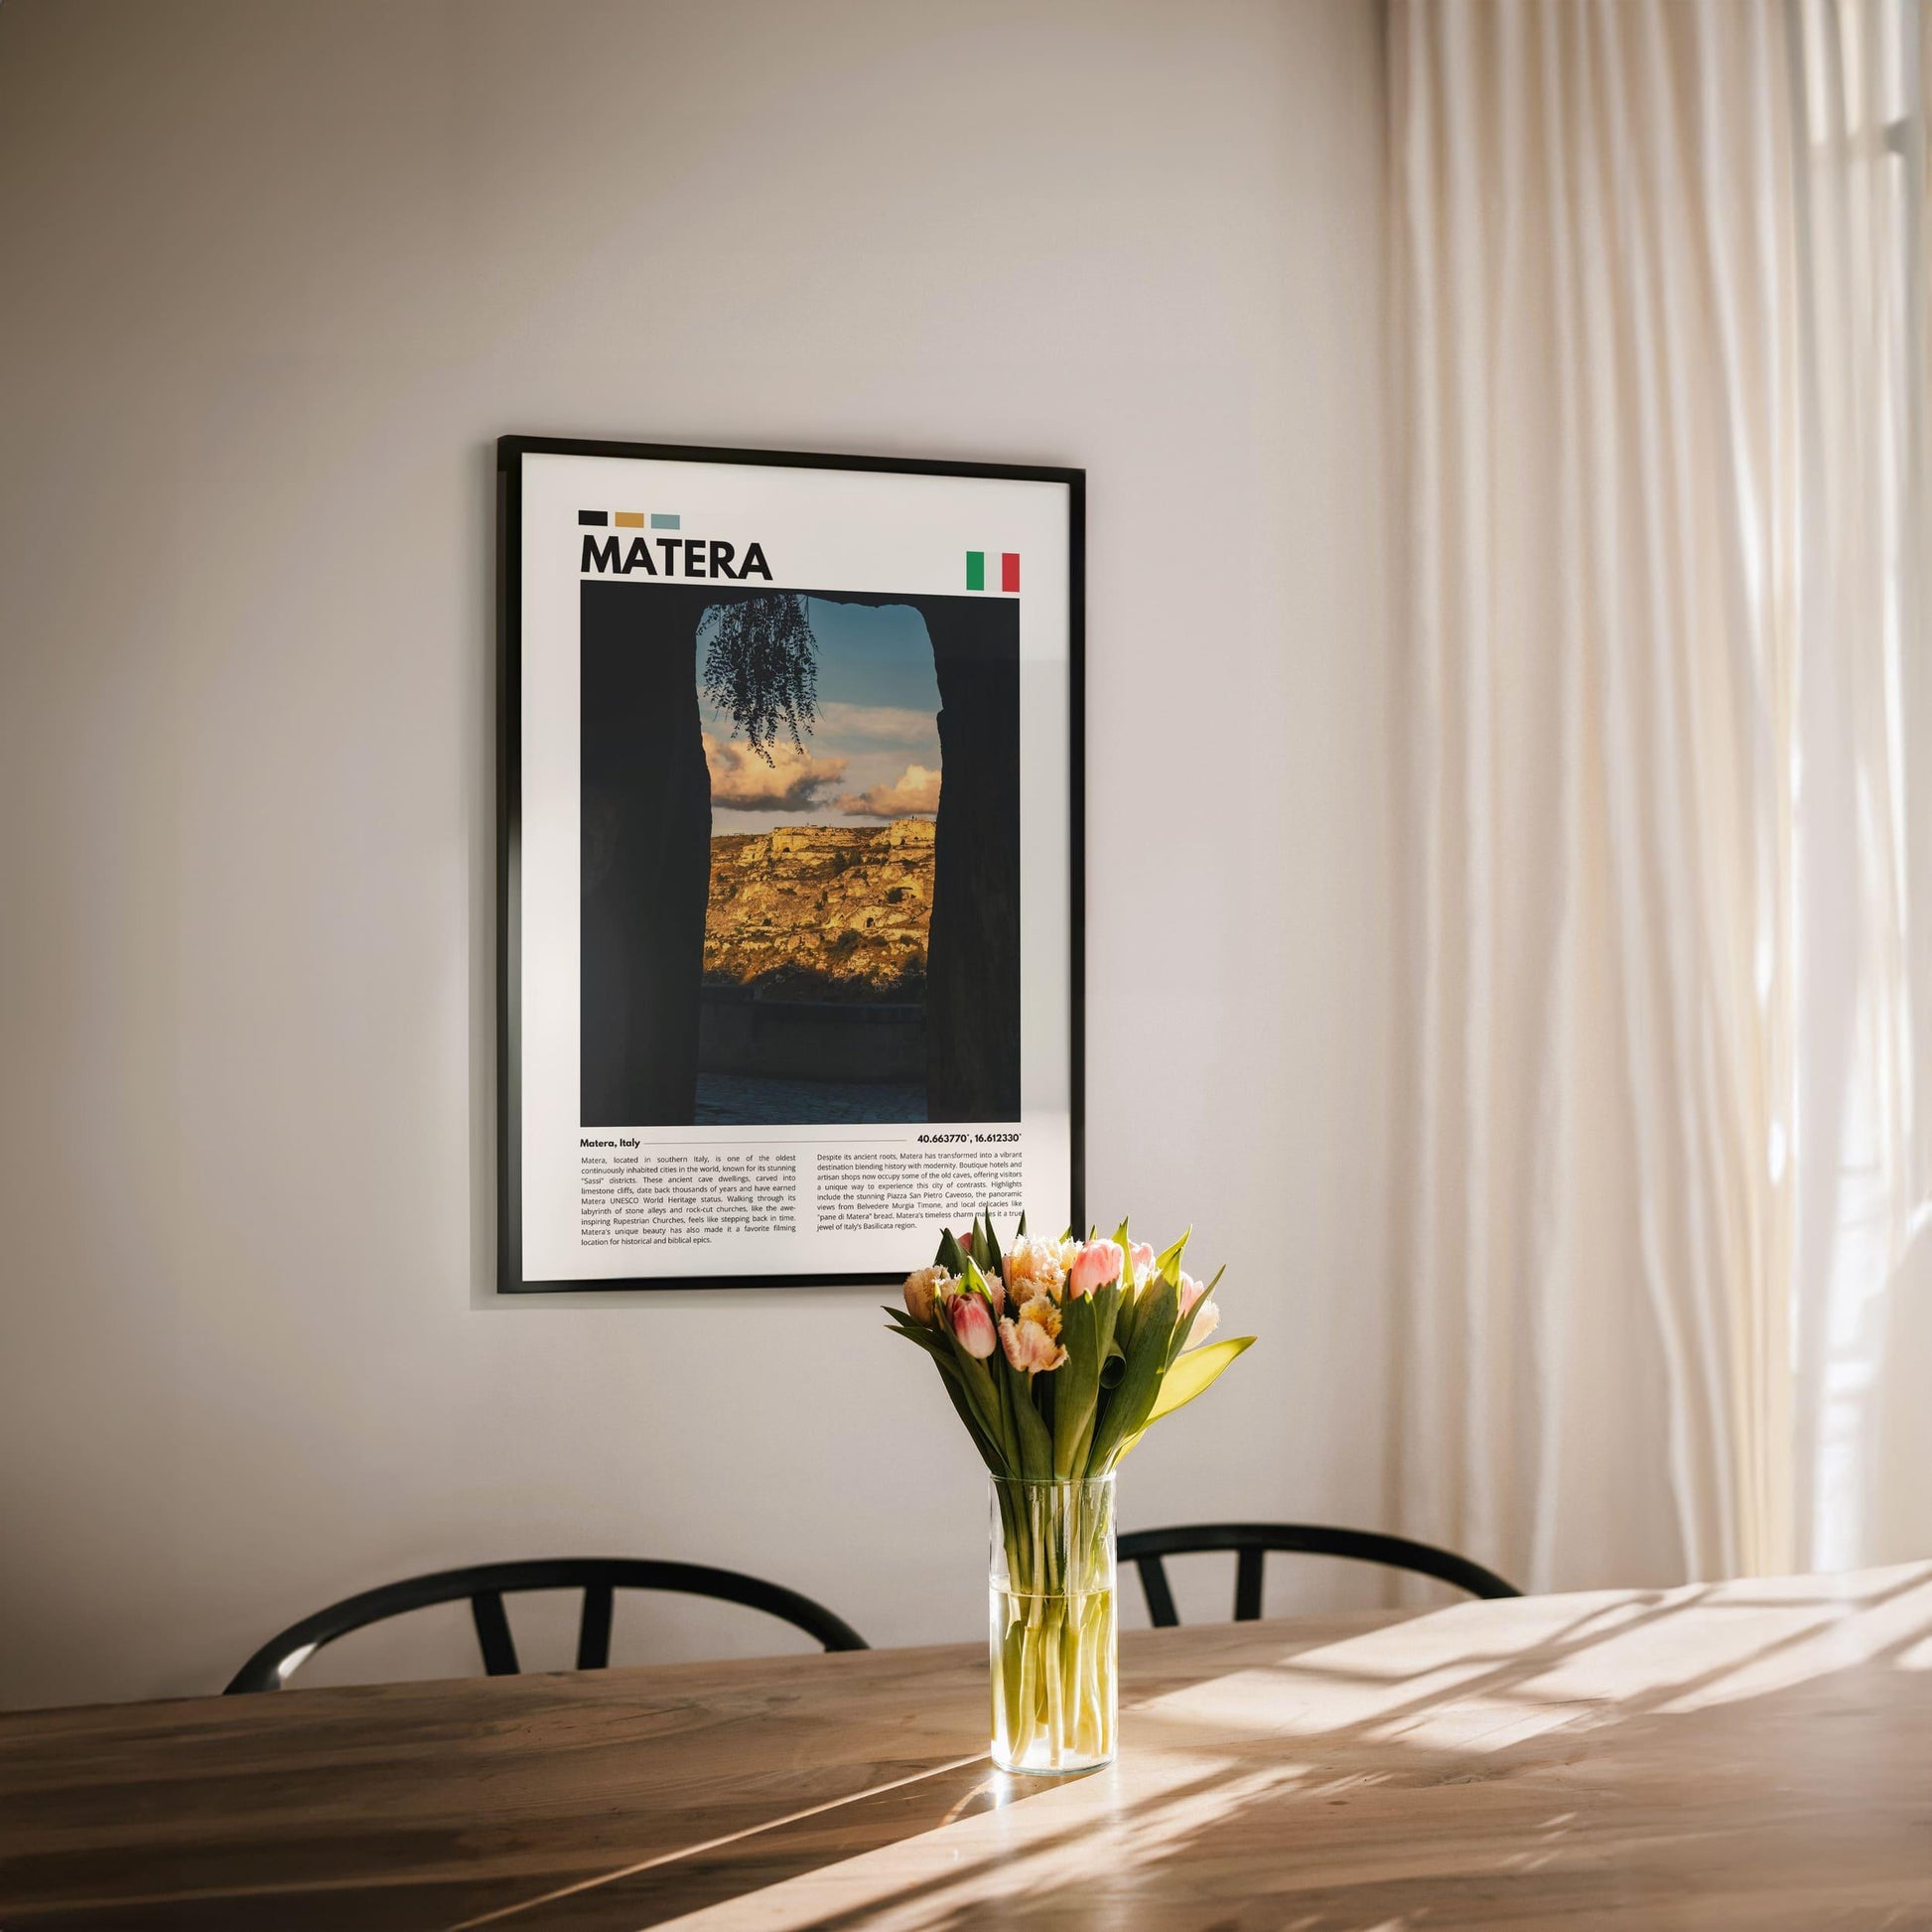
[1166, 1262, 1226, 1368]
[979, 1210, 1004, 1287]
[940, 1367, 1009, 1475]
[1154, 1228, 1191, 1288]
[886, 1311, 1009, 1475]
[892, 1318, 979, 1403]
[1086, 1273, 1178, 1472]
[1092, 1279, 1121, 1356]
[1013, 1373, 1053, 1477]
[884, 1309, 941, 1345]
[1143, 1335, 1255, 1429]
[955, 1352, 1011, 1457]
[990, 1342, 1023, 1472]
[1082, 1281, 1125, 1395]
[938, 1227, 968, 1276]
[1050, 1292, 1100, 1478]
[1074, 1283, 1115, 1471]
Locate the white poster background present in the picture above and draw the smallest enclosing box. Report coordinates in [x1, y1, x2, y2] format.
[515, 450, 1074, 1284]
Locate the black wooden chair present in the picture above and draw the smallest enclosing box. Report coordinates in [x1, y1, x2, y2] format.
[224, 1557, 869, 1693]
[1117, 1523, 1519, 1627]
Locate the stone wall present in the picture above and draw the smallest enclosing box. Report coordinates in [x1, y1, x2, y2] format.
[704, 819, 935, 1000]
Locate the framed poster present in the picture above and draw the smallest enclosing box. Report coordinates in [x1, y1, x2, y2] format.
[497, 436, 1083, 1292]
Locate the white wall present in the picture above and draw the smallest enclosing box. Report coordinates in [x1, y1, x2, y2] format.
[0, 0, 1389, 1708]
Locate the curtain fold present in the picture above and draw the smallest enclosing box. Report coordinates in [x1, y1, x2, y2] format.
[1389, 0, 1926, 1589]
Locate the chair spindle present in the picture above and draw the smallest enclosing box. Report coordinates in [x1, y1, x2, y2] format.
[576, 1583, 615, 1671]
[471, 1590, 519, 1675]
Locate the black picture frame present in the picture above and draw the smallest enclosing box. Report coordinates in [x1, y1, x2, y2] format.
[496, 435, 1085, 1293]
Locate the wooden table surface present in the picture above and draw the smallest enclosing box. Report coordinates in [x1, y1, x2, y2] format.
[3, 1563, 1930, 1931]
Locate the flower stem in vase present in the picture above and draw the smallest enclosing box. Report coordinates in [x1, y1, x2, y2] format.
[990, 1474, 1115, 1774]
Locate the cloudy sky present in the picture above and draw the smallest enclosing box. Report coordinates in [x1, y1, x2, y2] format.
[700, 598, 943, 834]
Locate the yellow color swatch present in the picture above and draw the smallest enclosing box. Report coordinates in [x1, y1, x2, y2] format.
[614, 511, 645, 528]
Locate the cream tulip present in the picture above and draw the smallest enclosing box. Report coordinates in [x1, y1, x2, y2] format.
[903, 1264, 954, 1326]
[999, 1311, 1068, 1373]
[1002, 1235, 1065, 1304]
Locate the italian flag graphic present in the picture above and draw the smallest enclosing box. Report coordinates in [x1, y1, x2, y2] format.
[966, 550, 1021, 593]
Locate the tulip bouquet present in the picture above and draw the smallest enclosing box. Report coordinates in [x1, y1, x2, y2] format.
[888, 1213, 1254, 1773]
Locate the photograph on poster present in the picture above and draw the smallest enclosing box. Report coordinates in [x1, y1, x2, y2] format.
[580, 587, 1020, 1130]
[500, 439, 1081, 1292]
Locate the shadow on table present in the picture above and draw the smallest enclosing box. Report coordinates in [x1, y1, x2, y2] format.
[470, 1755, 1046, 1931]
[537, 1567, 1932, 1932]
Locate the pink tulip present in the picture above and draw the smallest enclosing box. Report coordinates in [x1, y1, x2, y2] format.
[999, 1313, 1068, 1374]
[1067, 1239, 1124, 1298]
[1130, 1241, 1156, 1275]
[960, 1257, 1004, 1314]
[948, 1294, 997, 1359]
[1178, 1272, 1220, 1349]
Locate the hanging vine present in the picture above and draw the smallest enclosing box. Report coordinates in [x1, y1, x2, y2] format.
[699, 594, 820, 763]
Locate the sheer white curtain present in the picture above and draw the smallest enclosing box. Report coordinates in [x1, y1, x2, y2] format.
[1388, 0, 1928, 1590]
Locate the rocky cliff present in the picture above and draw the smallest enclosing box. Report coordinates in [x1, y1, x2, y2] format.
[704, 819, 935, 1002]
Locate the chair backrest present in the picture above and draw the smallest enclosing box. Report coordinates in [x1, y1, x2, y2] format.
[224, 1557, 868, 1693]
[1117, 1523, 1519, 1627]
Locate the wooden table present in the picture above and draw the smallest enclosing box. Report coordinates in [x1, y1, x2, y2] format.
[4, 1563, 1930, 1930]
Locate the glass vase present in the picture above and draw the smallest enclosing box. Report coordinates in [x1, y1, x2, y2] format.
[988, 1474, 1117, 1774]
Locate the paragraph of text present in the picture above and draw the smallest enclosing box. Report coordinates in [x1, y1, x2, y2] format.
[579, 1149, 798, 1247]
[813, 1145, 1023, 1233]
